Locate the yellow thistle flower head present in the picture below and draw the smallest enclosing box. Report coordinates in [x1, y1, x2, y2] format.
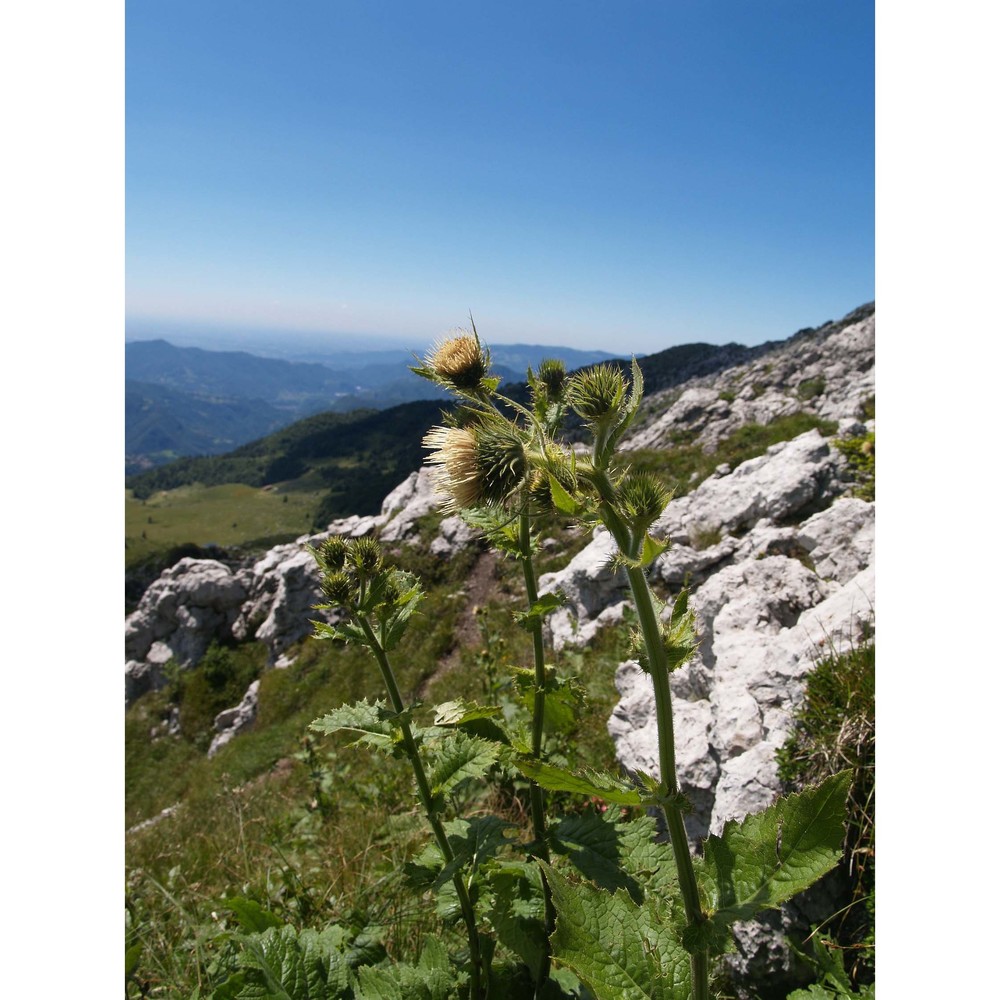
[423, 422, 528, 513]
[425, 333, 490, 391]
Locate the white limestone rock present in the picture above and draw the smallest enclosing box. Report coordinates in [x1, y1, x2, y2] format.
[124, 558, 248, 702]
[378, 468, 440, 542]
[208, 680, 260, 758]
[537, 528, 627, 650]
[430, 515, 480, 558]
[797, 497, 875, 584]
[651, 430, 846, 548]
[624, 312, 874, 456]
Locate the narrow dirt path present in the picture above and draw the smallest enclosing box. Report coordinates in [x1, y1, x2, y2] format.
[416, 548, 500, 700]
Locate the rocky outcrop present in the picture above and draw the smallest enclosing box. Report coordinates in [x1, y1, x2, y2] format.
[539, 426, 862, 649]
[124, 558, 251, 702]
[124, 467, 485, 703]
[625, 309, 874, 455]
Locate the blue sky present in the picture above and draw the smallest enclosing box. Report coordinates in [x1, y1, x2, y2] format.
[127, 1, 874, 353]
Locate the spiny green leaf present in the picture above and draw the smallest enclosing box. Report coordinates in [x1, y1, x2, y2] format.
[615, 811, 684, 901]
[354, 959, 455, 1000]
[309, 699, 403, 753]
[664, 592, 698, 672]
[513, 669, 582, 734]
[433, 699, 503, 726]
[542, 862, 690, 1000]
[459, 506, 523, 556]
[639, 533, 669, 568]
[378, 572, 425, 650]
[435, 816, 518, 887]
[551, 812, 643, 900]
[697, 772, 849, 945]
[428, 732, 500, 799]
[311, 619, 367, 646]
[514, 759, 643, 806]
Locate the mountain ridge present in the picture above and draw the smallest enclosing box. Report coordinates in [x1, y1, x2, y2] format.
[125, 338, 627, 470]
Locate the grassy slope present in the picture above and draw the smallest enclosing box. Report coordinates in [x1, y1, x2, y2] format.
[126, 484, 326, 558]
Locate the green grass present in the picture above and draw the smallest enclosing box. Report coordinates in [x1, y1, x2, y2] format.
[126, 483, 326, 568]
[777, 638, 875, 991]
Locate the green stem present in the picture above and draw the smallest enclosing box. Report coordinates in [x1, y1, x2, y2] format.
[589, 470, 710, 1000]
[357, 616, 486, 999]
[518, 512, 555, 997]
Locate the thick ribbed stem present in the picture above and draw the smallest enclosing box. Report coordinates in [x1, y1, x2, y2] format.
[518, 513, 555, 996]
[357, 616, 485, 999]
[589, 470, 709, 1000]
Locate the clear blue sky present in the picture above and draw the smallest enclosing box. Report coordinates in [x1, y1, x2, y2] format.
[126, 0, 874, 353]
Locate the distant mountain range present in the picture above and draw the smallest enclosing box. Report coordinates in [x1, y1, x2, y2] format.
[125, 339, 625, 473]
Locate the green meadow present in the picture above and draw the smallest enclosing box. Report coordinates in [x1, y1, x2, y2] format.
[125, 483, 326, 565]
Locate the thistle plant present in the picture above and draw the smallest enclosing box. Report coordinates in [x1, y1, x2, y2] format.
[208, 330, 852, 1000]
[308, 535, 487, 998]
[412, 335, 850, 1000]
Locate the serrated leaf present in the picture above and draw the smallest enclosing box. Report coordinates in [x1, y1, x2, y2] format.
[639, 533, 669, 568]
[439, 816, 517, 881]
[542, 862, 690, 1000]
[664, 592, 698, 672]
[513, 592, 567, 631]
[311, 620, 367, 646]
[222, 897, 283, 933]
[354, 944, 455, 1000]
[698, 772, 849, 943]
[432, 699, 510, 743]
[433, 700, 502, 726]
[512, 669, 583, 734]
[429, 732, 500, 799]
[378, 572, 425, 650]
[228, 924, 353, 999]
[459, 506, 523, 556]
[615, 812, 683, 900]
[551, 812, 642, 900]
[309, 699, 403, 753]
[485, 861, 547, 981]
[514, 759, 643, 806]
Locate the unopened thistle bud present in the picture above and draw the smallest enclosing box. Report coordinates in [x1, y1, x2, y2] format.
[350, 536, 384, 576]
[318, 536, 349, 571]
[423, 422, 528, 513]
[618, 471, 672, 526]
[425, 333, 490, 391]
[567, 364, 626, 423]
[537, 358, 567, 399]
[321, 571, 355, 606]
